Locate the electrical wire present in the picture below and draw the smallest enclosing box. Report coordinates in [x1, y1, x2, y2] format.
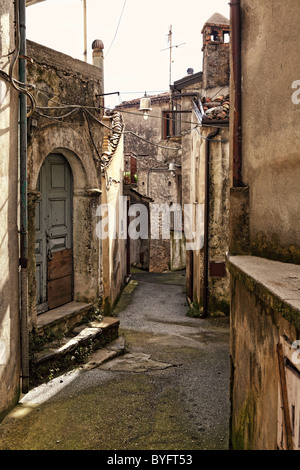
[30, 83, 229, 147]
[0, 0, 37, 117]
[124, 130, 180, 150]
[105, 0, 127, 59]
[32, 83, 227, 129]
[82, 108, 103, 162]
[34, 102, 228, 148]
[81, 107, 180, 150]
[35, 107, 80, 120]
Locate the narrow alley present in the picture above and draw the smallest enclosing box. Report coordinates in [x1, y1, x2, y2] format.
[0, 271, 230, 451]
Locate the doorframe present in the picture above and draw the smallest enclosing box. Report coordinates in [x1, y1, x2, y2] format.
[28, 144, 101, 329]
[35, 153, 74, 314]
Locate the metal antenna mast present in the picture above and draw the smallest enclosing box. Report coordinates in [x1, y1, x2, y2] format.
[161, 25, 186, 86]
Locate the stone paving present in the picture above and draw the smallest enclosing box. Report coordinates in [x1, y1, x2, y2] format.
[0, 270, 230, 450]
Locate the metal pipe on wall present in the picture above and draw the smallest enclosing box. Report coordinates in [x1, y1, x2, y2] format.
[229, 0, 243, 187]
[19, 0, 29, 394]
[202, 128, 219, 318]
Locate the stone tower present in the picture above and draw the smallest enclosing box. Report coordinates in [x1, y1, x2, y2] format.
[201, 12, 230, 90]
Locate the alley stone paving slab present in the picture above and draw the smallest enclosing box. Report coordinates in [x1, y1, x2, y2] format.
[0, 270, 230, 451]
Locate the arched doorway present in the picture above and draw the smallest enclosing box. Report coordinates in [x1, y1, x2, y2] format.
[35, 153, 73, 313]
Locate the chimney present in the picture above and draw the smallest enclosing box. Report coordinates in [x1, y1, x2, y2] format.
[201, 13, 230, 90]
[92, 39, 104, 110]
[92, 39, 104, 69]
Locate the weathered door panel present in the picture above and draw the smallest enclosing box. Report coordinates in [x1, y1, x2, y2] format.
[35, 154, 73, 313]
[47, 249, 73, 310]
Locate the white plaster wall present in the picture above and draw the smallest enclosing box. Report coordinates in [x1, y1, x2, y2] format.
[0, 0, 21, 419]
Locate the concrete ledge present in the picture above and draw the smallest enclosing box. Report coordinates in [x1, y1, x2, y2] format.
[227, 255, 300, 331]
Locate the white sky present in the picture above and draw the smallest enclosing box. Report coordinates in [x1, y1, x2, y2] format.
[26, 0, 230, 108]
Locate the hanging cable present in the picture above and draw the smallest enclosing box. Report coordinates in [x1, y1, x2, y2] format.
[82, 109, 103, 162]
[0, 0, 36, 116]
[105, 0, 127, 58]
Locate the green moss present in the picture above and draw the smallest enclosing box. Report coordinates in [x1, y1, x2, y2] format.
[112, 280, 139, 317]
[231, 391, 256, 450]
[186, 304, 203, 318]
[209, 297, 230, 317]
[251, 232, 300, 265]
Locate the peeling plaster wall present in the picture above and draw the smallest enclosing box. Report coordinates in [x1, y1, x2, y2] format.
[181, 97, 230, 311]
[101, 133, 127, 313]
[0, 1, 21, 421]
[229, 1, 300, 450]
[239, 0, 300, 263]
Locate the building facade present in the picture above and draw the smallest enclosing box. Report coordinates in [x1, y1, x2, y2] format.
[175, 13, 231, 315]
[116, 93, 184, 273]
[228, 0, 300, 450]
[0, 5, 126, 419]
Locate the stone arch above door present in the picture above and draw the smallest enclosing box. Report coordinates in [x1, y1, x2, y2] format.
[28, 123, 100, 194]
[28, 137, 102, 327]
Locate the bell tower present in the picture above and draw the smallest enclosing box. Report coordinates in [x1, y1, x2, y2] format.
[201, 13, 230, 90]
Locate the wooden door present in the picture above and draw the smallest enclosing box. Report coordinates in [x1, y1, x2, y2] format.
[35, 154, 73, 313]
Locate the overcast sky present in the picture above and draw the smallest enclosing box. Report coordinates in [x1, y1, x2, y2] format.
[26, 0, 230, 108]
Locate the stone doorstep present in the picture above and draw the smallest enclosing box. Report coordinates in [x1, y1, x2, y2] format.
[36, 301, 94, 336]
[34, 317, 121, 366]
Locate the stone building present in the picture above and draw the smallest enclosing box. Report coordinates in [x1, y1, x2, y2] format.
[116, 12, 231, 311]
[173, 12, 230, 315]
[0, 2, 126, 420]
[116, 93, 185, 273]
[228, 0, 300, 450]
[26, 39, 126, 347]
[27, 40, 104, 323]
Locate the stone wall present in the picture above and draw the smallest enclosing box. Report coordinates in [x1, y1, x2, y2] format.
[180, 93, 230, 312]
[26, 40, 104, 326]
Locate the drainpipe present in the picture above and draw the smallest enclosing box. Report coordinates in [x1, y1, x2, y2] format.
[230, 0, 243, 187]
[202, 128, 219, 318]
[19, 0, 29, 394]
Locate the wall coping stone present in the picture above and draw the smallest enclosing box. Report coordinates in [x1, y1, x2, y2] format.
[227, 255, 300, 332]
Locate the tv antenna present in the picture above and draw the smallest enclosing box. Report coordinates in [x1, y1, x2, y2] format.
[161, 25, 186, 86]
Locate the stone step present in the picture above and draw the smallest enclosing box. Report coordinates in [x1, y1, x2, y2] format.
[30, 317, 122, 385]
[36, 301, 94, 338]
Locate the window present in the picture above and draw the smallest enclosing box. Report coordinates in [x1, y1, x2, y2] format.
[223, 32, 230, 44]
[162, 106, 181, 139]
[211, 30, 219, 42]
